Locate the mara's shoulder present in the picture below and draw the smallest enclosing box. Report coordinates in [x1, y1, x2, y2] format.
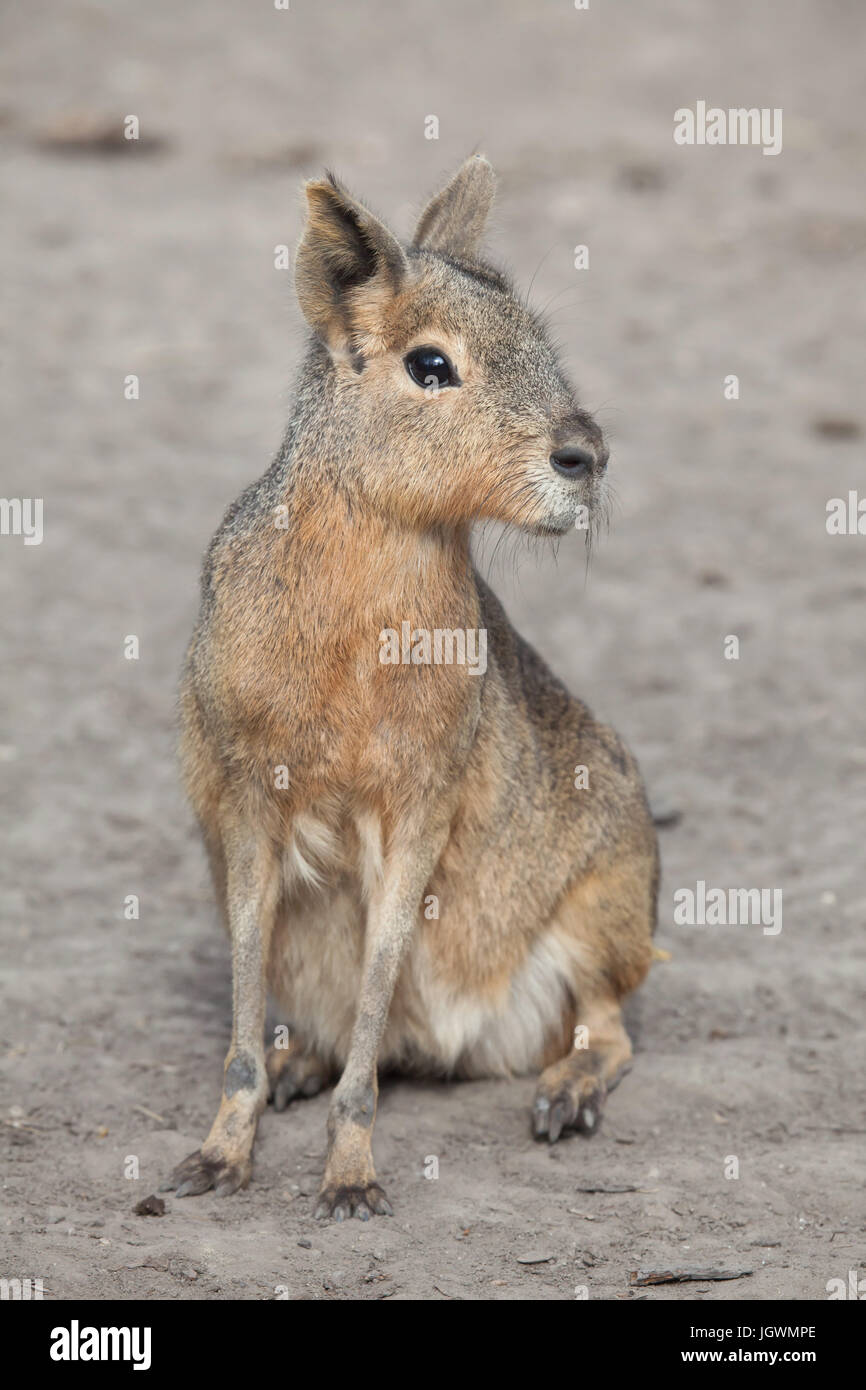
[199, 463, 284, 600]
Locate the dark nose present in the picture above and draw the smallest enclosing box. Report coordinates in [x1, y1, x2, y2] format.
[550, 444, 604, 480]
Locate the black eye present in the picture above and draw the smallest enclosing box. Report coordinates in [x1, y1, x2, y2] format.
[404, 346, 458, 390]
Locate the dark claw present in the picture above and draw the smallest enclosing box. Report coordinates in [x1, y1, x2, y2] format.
[548, 1101, 567, 1144]
[315, 1183, 393, 1221]
[162, 1148, 245, 1199]
[272, 1079, 295, 1112]
[575, 1088, 604, 1134]
[532, 1096, 551, 1138]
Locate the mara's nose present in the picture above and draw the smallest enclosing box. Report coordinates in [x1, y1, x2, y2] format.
[550, 444, 607, 479]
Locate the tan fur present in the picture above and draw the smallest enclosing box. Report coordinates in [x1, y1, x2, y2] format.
[164, 157, 659, 1219]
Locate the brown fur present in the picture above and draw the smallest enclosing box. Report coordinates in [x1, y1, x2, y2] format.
[163, 157, 659, 1219]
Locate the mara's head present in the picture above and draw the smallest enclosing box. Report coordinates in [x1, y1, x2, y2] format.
[294, 155, 608, 537]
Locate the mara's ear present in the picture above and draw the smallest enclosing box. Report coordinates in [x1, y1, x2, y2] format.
[295, 173, 407, 353]
[412, 155, 495, 260]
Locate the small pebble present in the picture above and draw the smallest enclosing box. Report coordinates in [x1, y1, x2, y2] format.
[133, 1195, 165, 1217]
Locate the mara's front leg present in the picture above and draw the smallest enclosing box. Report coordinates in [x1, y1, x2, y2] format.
[314, 822, 445, 1222]
[163, 819, 281, 1197]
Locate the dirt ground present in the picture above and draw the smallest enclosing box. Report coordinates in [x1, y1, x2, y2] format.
[1, 1, 864, 1302]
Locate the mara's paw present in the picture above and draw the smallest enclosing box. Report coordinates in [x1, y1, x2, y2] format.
[266, 1044, 332, 1113]
[160, 1147, 251, 1199]
[314, 1182, 393, 1223]
[532, 1072, 608, 1144]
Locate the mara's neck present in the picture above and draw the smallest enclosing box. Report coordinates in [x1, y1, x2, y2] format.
[279, 482, 477, 637]
[269, 349, 477, 626]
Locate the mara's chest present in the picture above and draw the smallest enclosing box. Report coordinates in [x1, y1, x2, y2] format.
[200, 521, 485, 814]
[217, 621, 480, 802]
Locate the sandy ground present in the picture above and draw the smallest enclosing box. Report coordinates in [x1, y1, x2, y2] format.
[1, 1, 864, 1302]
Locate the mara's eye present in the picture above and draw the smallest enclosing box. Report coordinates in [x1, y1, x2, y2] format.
[404, 346, 458, 390]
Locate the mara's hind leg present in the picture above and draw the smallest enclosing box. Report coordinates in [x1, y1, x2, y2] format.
[532, 843, 657, 1144]
[266, 1036, 334, 1112]
[533, 995, 633, 1142]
